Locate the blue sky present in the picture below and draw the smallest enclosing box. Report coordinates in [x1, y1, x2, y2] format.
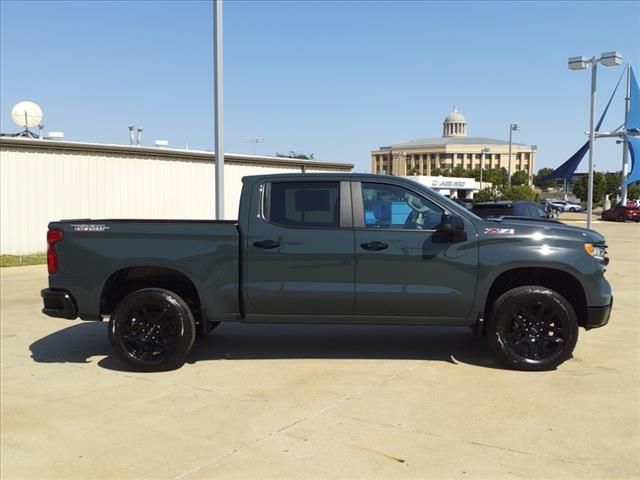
[1, 0, 638, 173]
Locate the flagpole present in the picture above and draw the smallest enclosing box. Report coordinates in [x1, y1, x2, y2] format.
[621, 64, 631, 205]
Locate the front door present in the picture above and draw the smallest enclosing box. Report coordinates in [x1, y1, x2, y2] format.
[245, 180, 355, 317]
[353, 180, 478, 322]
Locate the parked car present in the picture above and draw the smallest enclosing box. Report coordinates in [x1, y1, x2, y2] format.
[471, 201, 557, 221]
[539, 199, 561, 218]
[601, 203, 640, 222]
[551, 200, 584, 212]
[42, 174, 612, 372]
[454, 198, 473, 209]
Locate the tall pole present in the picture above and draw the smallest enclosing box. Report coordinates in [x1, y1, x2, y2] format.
[508, 127, 513, 187]
[586, 57, 597, 229]
[480, 148, 484, 189]
[621, 64, 631, 205]
[214, 0, 224, 219]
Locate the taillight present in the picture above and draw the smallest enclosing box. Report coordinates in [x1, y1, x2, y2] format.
[47, 229, 64, 274]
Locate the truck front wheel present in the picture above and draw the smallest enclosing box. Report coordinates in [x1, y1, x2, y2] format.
[487, 286, 579, 371]
[108, 288, 196, 371]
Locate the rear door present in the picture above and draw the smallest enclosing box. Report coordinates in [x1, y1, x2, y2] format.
[244, 180, 355, 317]
[353, 180, 478, 322]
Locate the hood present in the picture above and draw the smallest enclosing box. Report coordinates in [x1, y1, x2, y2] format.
[481, 218, 606, 244]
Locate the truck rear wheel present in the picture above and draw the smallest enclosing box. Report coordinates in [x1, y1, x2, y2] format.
[487, 286, 579, 371]
[108, 288, 196, 371]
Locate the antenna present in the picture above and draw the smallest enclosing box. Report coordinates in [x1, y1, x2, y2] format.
[246, 136, 264, 155]
[10, 101, 43, 138]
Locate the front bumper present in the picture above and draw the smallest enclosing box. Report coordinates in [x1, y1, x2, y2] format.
[584, 297, 613, 330]
[41, 288, 78, 319]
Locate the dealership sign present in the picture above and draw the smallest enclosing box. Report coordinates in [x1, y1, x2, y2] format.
[407, 176, 477, 190]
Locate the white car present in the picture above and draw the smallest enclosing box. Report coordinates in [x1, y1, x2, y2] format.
[551, 201, 584, 212]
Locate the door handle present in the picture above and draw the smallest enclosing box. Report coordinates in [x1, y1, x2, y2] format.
[253, 239, 280, 249]
[360, 241, 388, 251]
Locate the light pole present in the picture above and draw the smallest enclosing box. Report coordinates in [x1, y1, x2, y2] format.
[214, 0, 224, 220]
[507, 123, 519, 187]
[530, 144, 537, 186]
[621, 64, 631, 205]
[480, 147, 490, 190]
[568, 51, 622, 229]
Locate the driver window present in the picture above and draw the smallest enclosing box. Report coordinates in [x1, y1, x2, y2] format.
[361, 182, 444, 230]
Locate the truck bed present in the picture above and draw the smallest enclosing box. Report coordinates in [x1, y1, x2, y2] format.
[48, 219, 241, 321]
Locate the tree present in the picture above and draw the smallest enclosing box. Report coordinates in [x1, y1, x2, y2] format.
[628, 183, 640, 200]
[604, 172, 621, 196]
[474, 186, 501, 202]
[533, 168, 558, 190]
[511, 170, 529, 186]
[451, 166, 467, 177]
[431, 168, 443, 176]
[483, 167, 508, 187]
[501, 185, 538, 202]
[572, 172, 606, 203]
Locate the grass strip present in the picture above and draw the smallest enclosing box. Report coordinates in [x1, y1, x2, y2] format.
[1, 254, 47, 268]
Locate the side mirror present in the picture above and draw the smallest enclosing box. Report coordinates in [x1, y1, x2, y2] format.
[435, 214, 467, 243]
[438, 214, 465, 231]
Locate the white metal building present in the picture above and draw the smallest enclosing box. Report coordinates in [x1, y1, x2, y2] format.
[0, 137, 353, 255]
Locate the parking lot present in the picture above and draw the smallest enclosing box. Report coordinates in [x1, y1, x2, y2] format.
[1, 222, 638, 480]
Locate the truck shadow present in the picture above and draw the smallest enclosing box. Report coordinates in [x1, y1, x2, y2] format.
[30, 322, 505, 370]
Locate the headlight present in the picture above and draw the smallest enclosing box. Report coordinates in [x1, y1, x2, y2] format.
[584, 243, 607, 260]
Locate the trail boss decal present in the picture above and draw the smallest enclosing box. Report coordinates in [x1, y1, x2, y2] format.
[70, 224, 111, 232]
[484, 227, 515, 235]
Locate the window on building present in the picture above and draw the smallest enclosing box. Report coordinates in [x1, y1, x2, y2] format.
[362, 183, 444, 230]
[268, 182, 340, 228]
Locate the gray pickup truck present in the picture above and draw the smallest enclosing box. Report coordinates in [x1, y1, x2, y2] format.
[41, 174, 612, 372]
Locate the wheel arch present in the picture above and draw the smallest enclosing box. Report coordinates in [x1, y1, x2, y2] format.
[484, 267, 588, 327]
[100, 265, 202, 318]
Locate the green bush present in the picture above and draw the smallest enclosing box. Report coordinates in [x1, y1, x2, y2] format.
[474, 185, 538, 203]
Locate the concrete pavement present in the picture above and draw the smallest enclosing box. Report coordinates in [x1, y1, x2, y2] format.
[1, 222, 639, 479]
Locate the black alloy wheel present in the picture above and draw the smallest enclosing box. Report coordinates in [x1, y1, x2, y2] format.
[109, 288, 196, 371]
[487, 286, 579, 371]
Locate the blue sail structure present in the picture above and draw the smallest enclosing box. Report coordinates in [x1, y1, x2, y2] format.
[627, 137, 640, 185]
[544, 66, 627, 181]
[625, 67, 640, 186]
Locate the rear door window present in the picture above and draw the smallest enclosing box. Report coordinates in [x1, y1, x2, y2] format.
[267, 182, 340, 228]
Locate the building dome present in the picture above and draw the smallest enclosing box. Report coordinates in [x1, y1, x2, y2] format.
[443, 106, 467, 137]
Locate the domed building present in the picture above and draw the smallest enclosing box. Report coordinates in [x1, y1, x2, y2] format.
[371, 107, 536, 184]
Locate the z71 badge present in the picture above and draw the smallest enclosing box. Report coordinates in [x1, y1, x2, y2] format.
[484, 227, 514, 235]
[70, 224, 111, 232]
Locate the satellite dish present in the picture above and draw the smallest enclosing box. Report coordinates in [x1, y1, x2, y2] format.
[11, 101, 43, 129]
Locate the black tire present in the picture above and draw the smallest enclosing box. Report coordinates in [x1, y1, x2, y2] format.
[486, 286, 579, 371]
[108, 288, 196, 372]
[569, 207, 576, 212]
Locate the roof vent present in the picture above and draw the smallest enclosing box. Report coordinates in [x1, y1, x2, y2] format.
[48, 131, 64, 140]
[154, 140, 169, 148]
